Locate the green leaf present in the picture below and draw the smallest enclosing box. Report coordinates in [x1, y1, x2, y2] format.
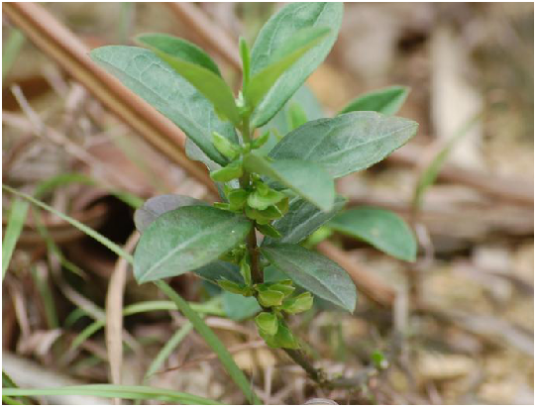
[245, 26, 330, 109]
[243, 151, 334, 211]
[135, 33, 222, 76]
[255, 312, 278, 336]
[239, 37, 251, 89]
[217, 279, 252, 295]
[329, 207, 417, 262]
[156, 281, 261, 404]
[259, 320, 299, 349]
[90, 46, 237, 166]
[2, 198, 29, 280]
[222, 291, 261, 321]
[249, 2, 343, 127]
[256, 223, 282, 239]
[134, 206, 252, 283]
[2, 384, 221, 405]
[136, 34, 240, 124]
[261, 244, 357, 312]
[210, 160, 243, 182]
[247, 187, 286, 211]
[282, 292, 314, 314]
[270, 111, 418, 178]
[134, 194, 208, 233]
[265, 195, 346, 245]
[193, 261, 243, 284]
[212, 131, 240, 161]
[257, 289, 285, 307]
[286, 102, 308, 130]
[338, 86, 410, 115]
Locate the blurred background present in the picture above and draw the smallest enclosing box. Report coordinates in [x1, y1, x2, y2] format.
[2, 2, 534, 405]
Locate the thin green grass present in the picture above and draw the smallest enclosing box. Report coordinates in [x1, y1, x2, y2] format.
[2, 198, 29, 281]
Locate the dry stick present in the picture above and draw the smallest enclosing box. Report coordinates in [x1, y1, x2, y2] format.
[2, 2, 216, 194]
[105, 232, 139, 405]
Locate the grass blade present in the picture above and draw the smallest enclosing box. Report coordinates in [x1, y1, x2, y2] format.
[155, 280, 261, 405]
[2, 384, 222, 405]
[2, 198, 29, 281]
[2, 185, 133, 263]
[144, 322, 193, 379]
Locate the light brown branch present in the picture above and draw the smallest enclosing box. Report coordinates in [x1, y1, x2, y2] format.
[3, 2, 215, 193]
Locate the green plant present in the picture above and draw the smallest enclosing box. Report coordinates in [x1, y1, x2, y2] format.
[90, 1, 417, 386]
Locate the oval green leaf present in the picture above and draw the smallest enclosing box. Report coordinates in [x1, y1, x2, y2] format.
[134, 206, 252, 283]
[136, 35, 240, 125]
[270, 111, 418, 178]
[245, 26, 330, 108]
[338, 86, 410, 115]
[261, 244, 357, 312]
[249, 2, 343, 127]
[329, 207, 417, 262]
[90, 46, 237, 166]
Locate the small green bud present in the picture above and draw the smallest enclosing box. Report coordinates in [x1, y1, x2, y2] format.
[217, 279, 252, 296]
[259, 321, 300, 349]
[227, 188, 248, 211]
[247, 187, 286, 210]
[254, 312, 278, 336]
[256, 223, 282, 238]
[212, 132, 240, 161]
[258, 289, 285, 307]
[252, 130, 270, 149]
[282, 292, 313, 314]
[239, 256, 252, 287]
[210, 160, 243, 182]
[371, 350, 388, 370]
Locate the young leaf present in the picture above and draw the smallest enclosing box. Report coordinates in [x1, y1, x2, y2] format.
[329, 207, 417, 262]
[270, 111, 418, 178]
[261, 244, 357, 312]
[239, 37, 251, 90]
[134, 194, 208, 233]
[265, 195, 347, 245]
[257, 289, 285, 307]
[135, 33, 222, 76]
[136, 34, 240, 124]
[193, 261, 243, 284]
[282, 292, 314, 314]
[249, 2, 343, 127]
[338, 86, 410, 115]
[210, 160, 243, 182]
[222, 291, 261, 321]
[212, 132, 240, 161]
[243, 151, 335, 212]
[134, 207, 252, 283]
[90, 46, 237, 166]
[255, 312, 278, 336]
[245, 26, 330, 108]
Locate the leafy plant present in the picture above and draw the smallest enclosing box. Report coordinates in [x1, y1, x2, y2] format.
[90, 1, 418, 386]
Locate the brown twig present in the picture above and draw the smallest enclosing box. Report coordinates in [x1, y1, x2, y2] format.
[2, 2, 215, 193]
[105, 232, 139, 405]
